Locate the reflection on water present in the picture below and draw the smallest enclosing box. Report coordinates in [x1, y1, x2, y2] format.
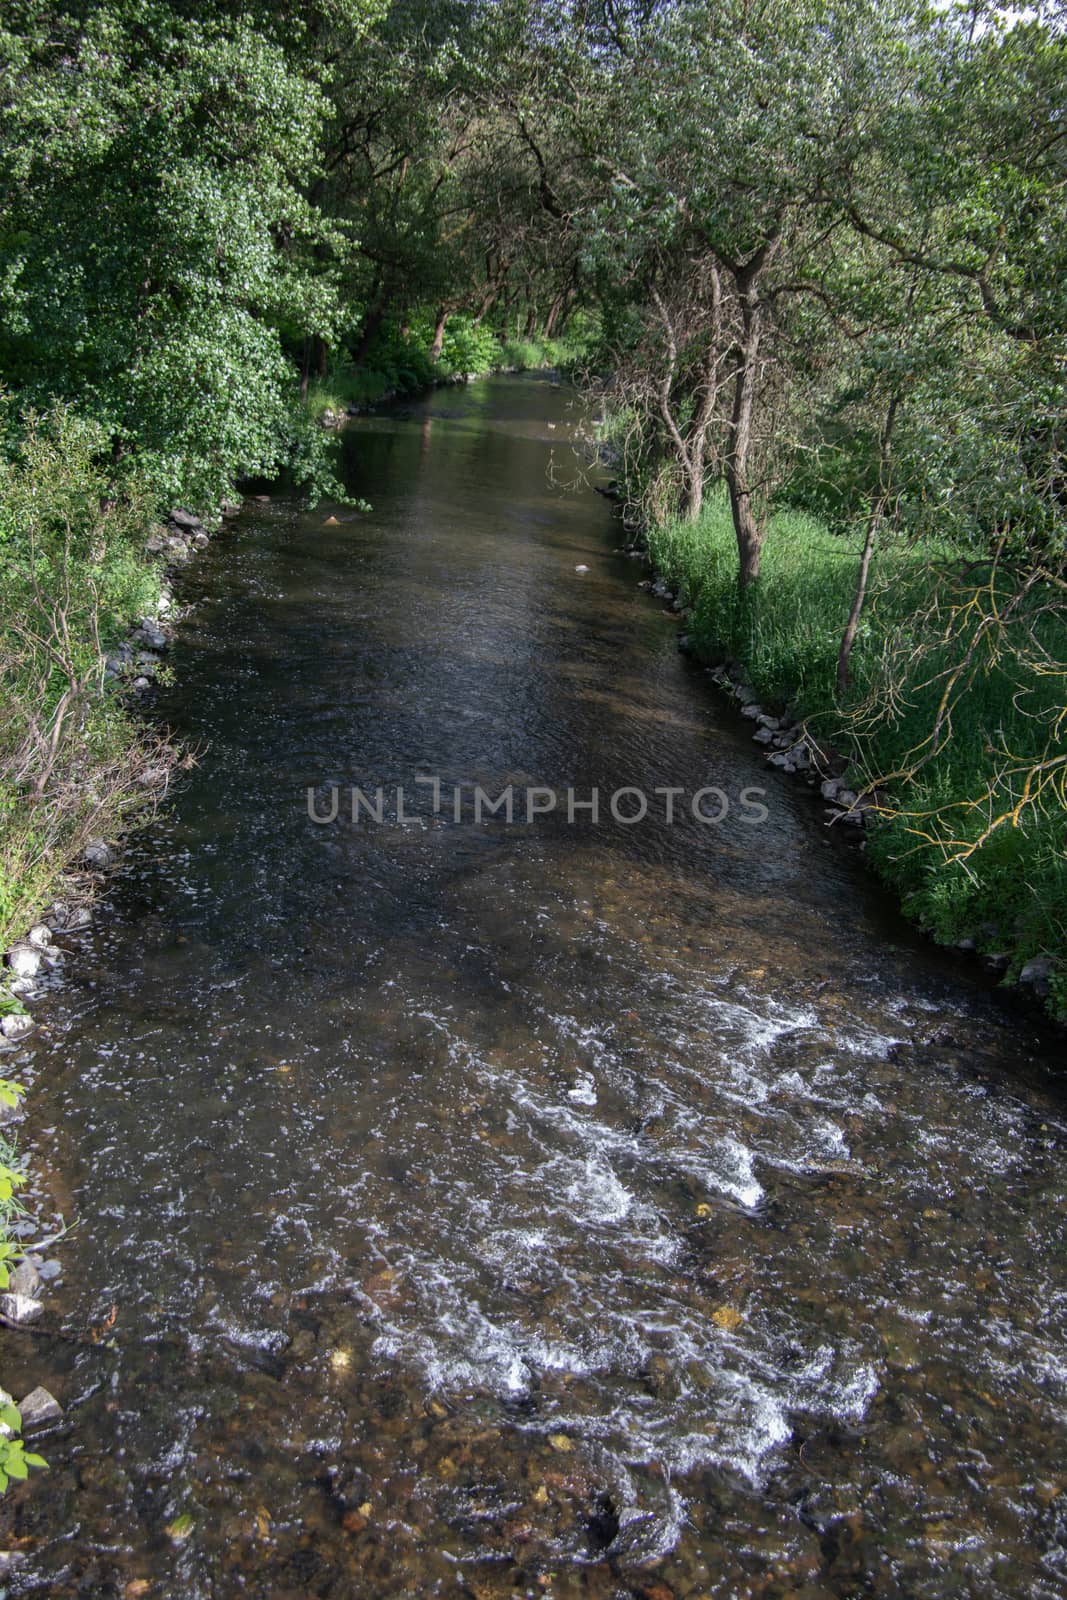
[2, 376, 1066, 1599]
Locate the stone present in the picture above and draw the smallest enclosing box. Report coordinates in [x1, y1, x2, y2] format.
[10, 1260, 42, 1298]
[38, 1260, 62, 1282]
[768, 753, 795, 771]
[820, 778, 842, 802]
[83, 839, 112, 870]
[192, 531, 210, 548]
[133, 677, 151, 691]
[740, 703, 762, 720]
[6, 946, 41, 980]
[169, 507, 203, 532]
[0, 1292, 43, 1325]
[1019, 956, 1052, 994]
[18, 1387, 63, 1431]
[837, 788, 859, 810]
[574, 564, 589, 573]
[134, 620, 167, 650]
[0, 1013, 34, 1041]
[26, 924, 51, 949]
[757, 714, 781, 730]
[753, 727, 775, 744]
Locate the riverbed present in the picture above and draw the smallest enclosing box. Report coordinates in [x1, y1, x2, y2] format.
[2, 375, 1065, 1598]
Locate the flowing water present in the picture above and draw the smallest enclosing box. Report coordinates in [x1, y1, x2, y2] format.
[2, 375, 1066, 1599]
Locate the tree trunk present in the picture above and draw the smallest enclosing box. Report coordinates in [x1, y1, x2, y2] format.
[543, 285, 568, 339]
[724, 262, 765, 591]
[353, 283, 386, 365]
[299, 335, 311, 404]
[430, 306, 448, 361]
[836, 507, 878, 699]
[836, 396, 899, 697]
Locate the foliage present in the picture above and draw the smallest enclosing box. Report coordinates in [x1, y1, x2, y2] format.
[0, 405, 178, 953]
[0, 1398, 47, 1496]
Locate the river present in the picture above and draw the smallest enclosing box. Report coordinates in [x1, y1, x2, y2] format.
[2, 375, 1065, 1598]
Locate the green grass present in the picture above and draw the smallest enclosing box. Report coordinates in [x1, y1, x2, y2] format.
[646, 490, 1067, 1016]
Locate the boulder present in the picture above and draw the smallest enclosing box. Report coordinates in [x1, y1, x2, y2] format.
[168, 507, 203, 532]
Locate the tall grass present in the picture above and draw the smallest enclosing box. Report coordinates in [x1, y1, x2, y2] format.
[647, 490, 1067, 1014]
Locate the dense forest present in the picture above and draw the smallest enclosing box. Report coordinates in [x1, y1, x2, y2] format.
[0, 0, 1064, 1004]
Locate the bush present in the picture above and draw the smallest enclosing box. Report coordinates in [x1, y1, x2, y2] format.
[0, 404, 176, 952]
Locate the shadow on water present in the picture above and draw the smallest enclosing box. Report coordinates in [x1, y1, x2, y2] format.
[2, 375, 1066, 1599]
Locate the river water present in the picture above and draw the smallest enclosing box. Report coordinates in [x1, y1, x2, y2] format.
[2, 375, 1065, 1598]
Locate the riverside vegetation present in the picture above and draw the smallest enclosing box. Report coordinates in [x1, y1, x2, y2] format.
[0, 0, 1064, 1502]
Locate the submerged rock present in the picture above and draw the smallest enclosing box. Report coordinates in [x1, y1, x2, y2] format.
[9, 1260, 42, 1298]
[0, 1292, 44, 1325]
[18, 1387, 63, 1432]
[0, 1013, 34, 1041]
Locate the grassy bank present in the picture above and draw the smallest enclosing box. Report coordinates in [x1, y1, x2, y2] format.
[645, 492, 1067, 1018]
[304, 316, 589, 419]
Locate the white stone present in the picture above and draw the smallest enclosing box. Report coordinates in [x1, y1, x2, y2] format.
[6, 946, 41, 979]
[0, 1293, 43, 1325]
